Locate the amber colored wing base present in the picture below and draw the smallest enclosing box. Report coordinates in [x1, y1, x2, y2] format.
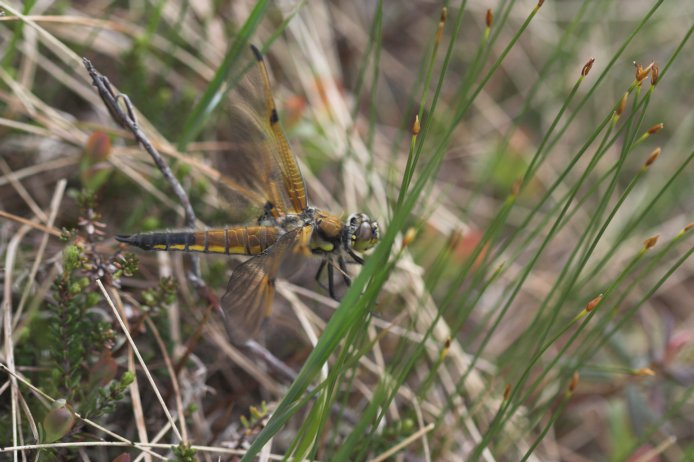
[220, 225, 311, 344]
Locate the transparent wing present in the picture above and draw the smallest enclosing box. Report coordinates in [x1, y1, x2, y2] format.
[250, 45, 308, 213]
[214, 45, 307, 221]
[220, 226, 308, 344]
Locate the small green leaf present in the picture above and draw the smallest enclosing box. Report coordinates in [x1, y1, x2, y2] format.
[42, 399, 76, 443]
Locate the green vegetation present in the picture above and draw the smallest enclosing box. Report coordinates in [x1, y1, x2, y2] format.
[1, 1, 693, 460]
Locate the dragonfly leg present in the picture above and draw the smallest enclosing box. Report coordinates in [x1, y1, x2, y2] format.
[338, 256, 352, 287]
[315, 259, 330, 293]
[327, 261, 338, 300]
[316, 257, 352, 300]
[347, 249, 365, 265]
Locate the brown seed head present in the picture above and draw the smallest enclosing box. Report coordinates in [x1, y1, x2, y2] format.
[634, 62, 643, 81]
[504, 384, 511, 400]
[644, 147, 661, 167]
[402, 227, 417, 247]
[537, 0, 545, 7]
[650, 64, 659, 86]
[412, 114, 421, 135]
[436, 7, 447, 44]
[569, 372, 580, 392]
[684, 222, 694, 233]
[644, 234, 659, 250]
[634, 61, 653, 83]
[581, 58, 595, 77]
[440, 336, 451, 360]
[586, 294, 603, 312]
[634, 367, 655, 376]
[486, 9, 493, 28]
[647, 123, 664, 135]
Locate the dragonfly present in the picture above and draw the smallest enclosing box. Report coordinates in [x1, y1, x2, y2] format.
[116, 45, 380, 344]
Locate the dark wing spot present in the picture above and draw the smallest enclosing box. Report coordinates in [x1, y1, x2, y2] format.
[250, 44, 263, 61]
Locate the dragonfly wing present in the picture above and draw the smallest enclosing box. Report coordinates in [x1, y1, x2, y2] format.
[220, 226, 307, 344]
[215, 46, 309, 221]
[250, 45, 308, 213]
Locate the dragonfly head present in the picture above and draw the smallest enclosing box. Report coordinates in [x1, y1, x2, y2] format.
[346, 213, 380, 252]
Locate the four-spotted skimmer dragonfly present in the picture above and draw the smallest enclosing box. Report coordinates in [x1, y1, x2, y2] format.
[117, 45, 380, 343]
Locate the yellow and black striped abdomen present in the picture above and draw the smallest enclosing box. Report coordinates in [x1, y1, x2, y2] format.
[116, 226, 281, 256]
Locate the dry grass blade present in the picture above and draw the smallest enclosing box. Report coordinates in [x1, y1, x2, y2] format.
[143, 315, 189, 443]
[0, 364, 166, 460]
[0, 159, 48, 222]
[96, 280, 183, 442]
[126, 343, 152, 462]
[369, 422, 435, 462]
[0, 210, 61, 237]
[16, 179, 66, 323]
[2, 225, 31, 462]
[2, 178, 65, 461]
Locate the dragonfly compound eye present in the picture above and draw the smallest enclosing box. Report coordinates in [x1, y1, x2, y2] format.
[349, 214, 380, 252]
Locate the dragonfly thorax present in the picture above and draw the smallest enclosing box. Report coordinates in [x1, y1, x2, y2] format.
[266, 206, 317, 232]
[307, 210, 379, 256]
[309, 209, 344, 253]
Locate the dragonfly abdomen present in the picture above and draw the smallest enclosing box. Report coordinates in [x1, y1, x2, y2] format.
[116, 232, 195, 252]
[207, 227, 280, 255]
[116, 226, 281, 256]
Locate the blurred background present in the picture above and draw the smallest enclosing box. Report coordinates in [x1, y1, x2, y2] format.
[1, 1, 693, 460]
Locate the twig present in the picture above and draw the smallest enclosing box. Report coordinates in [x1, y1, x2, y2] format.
[173, 297, 218, 376]
[208, 328, 285, 396]
[245, 340, 298, 383]
[82, 57, 203, 286]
